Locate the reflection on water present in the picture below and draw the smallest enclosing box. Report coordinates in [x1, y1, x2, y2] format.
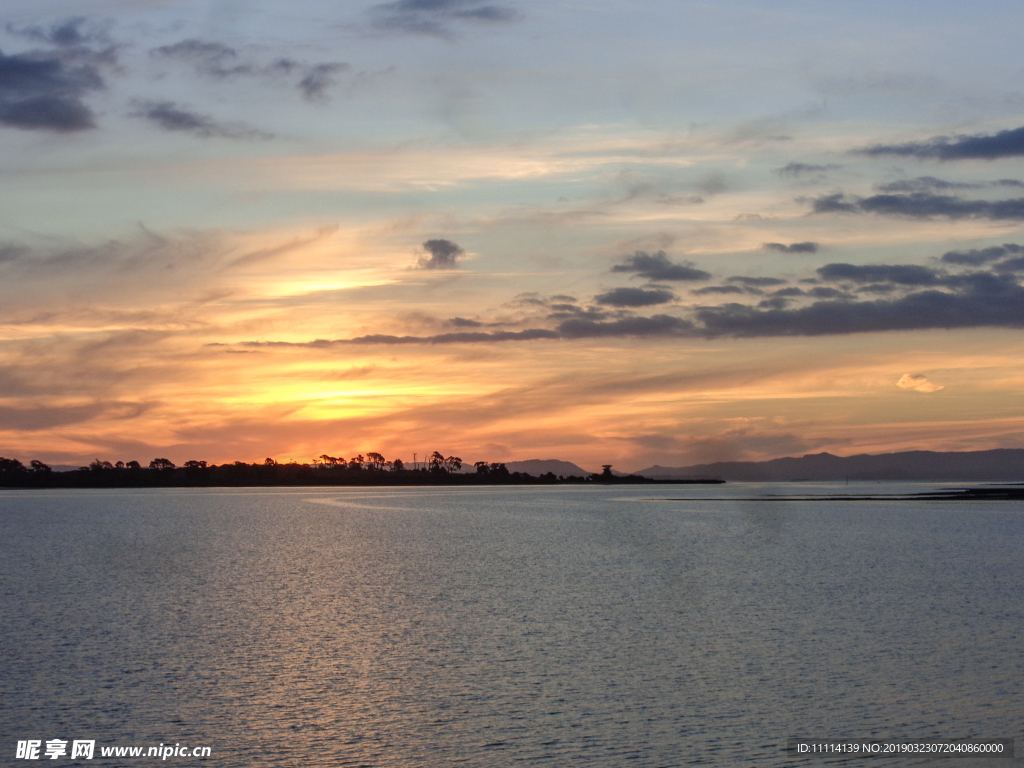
[1, 484, 1022, 766]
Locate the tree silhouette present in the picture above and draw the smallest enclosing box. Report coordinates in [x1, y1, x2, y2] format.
[30, 460, 51, 473]
[184, 460, 208, 469]
[0, 457, 25, 473]
[366, 452, 386, 471]
[444, 455, 463, 473]
[391, 458, 404, 471]
[149, 458, 175, 470]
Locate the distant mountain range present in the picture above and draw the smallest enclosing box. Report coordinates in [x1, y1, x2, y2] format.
[634, 449, 1024, 482]
[498, 459, 593, 476]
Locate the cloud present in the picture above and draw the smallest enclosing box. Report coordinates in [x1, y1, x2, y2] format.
[518, 295, 614, 322]
[7, 17, 112, 48]
[234, 313, 696, 347]
[727, 276, 788, 287]
[940, 244, 1024, 266]
[151, 39, 349, 101]
[877, 177, 1024, 193]
[776, 163, 841, 176]
[695, 272, 1024, 338]
[692, 285, 745, 295]
[0, 402, 147, 430]
[611, 251, 711, 281]
[809, 194, 858, 214]
[817, 263, 941, 286]
[216, 238, 1024, 348]
[593, 287, 675, 307]
[0, 244, 28, 263]
[896, 373, 944, 393]
[994, 256, 1024, 273]
[231, 257, 1024, 345]
[556, 314, 694, 339]
[857, 125, 1024, 160]
[297, 63, 350, 100]
[0, 48, 104, 131]
[810, 192, 1024, 220]
[241, 328, 560, 345]
[368, 0, 521, 38]
[418, 238, 464, 269]
[696, 172, 728, 196]
[763, 241, 818, 254]
[877, 176, 977, 193]
[150, 39, 254, 77]
[448, 317, 483, 327]
[807, 286, 851, 299]
[130, 100, 269, 139]
[0, 228, 269, 317]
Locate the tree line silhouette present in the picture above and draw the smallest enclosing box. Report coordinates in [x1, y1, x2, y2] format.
[0, 452, 721, 488]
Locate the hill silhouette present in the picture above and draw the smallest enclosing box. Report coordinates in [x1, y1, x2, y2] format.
[496, 459, 593, 476]
[636, 449, 1024, 482]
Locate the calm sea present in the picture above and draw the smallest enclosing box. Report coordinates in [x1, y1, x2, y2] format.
[1, 483, 1022, 766]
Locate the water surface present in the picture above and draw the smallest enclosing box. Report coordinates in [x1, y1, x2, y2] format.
[2, 483, 1021, 766]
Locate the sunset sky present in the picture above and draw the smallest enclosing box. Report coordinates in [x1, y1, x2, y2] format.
[4, 0, 1024, 471]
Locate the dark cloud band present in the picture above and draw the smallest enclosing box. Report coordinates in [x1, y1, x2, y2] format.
[857, 125, 1024, 161]
[812, 192, 1024, 220]
[611, 251, 710, 281]
[225, 242, 1024, 346]
[593, 287, 675, 307]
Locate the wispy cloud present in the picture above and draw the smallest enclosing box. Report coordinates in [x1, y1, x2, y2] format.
[6, 17, 112, 49]
[896, 373, 944, 393]
[151, 39, 350, 101]
[368, 0, 521, 38]
[727, 276, 787, 287]
[130, 100, 271, 139]
[238, 328, 560, 345]
[763, 241, 818, 253]
[875, 176, 1024, 193]
[776, 162, 841, 177]
[692, 285, 745, 296]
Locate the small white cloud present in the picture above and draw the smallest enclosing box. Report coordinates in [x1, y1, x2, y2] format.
[896, 373, 944, 393]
